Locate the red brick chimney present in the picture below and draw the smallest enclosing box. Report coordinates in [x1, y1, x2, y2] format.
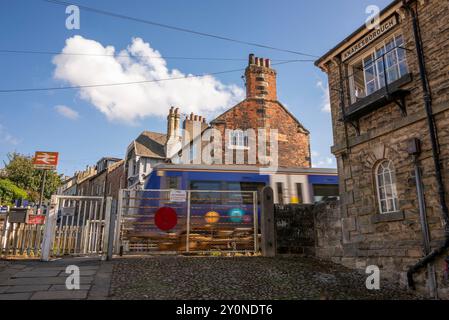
[245, 53, 277, 100]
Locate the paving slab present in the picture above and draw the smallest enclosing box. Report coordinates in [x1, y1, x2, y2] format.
[0, 258, 110, 300]
[14, 270, 62, 277]
[87, 263, 113, 300]
[31, 290, 88, 300]
[5, 276, 94, 286]
[49, 284, 91, 291]
[0, 286, 10, 294]
[5, 285, 51, 293]
[0, 292, 33, 300]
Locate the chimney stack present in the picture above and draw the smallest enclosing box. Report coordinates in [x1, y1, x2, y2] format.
[167, 106, 175, 138]
[245, 53, 277, 100]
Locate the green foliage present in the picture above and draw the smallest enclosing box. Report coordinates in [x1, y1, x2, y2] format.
[2, 153, 63, 202]
[0, 179, 28, 205]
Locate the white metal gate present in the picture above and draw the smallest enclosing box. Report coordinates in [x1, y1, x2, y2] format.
[116, 189, 259, 254]
[41, 195, 113, 260]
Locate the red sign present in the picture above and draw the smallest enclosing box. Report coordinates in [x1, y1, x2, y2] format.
[154, 207, 177, 231]
[33, 151, 59, 170]
[27, 214, 46, 225]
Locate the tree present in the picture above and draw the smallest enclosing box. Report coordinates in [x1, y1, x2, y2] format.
[0, 179, 28, 205]
[2, 153, 62, 202]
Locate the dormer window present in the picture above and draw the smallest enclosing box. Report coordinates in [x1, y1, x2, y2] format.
[349, 33, 408, 104]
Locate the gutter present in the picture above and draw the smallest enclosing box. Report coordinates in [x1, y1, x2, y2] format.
[403, 0, 449, 290]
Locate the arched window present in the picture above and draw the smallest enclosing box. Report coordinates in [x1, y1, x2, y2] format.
[375, 160, 399, 214]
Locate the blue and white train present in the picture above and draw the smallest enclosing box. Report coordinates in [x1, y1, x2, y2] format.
[144, 164, 339, 204]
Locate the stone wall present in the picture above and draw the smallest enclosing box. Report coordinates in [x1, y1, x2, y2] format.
[274, 200, 449, 298]
[274, 201, 342, 258]
[275, 204, 315, 255]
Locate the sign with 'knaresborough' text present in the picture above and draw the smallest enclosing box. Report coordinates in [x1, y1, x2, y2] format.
[342, 15, 398, 62]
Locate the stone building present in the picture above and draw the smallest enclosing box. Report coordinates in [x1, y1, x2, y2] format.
[73, 157, 122, 207]
[315, 0, 449, 297]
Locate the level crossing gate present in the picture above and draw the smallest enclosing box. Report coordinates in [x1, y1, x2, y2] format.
[115, 189, 259, 254]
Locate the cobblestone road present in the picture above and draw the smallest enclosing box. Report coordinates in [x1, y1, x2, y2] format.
[110, 256, 422, 300]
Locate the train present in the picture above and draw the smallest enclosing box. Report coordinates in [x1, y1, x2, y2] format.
[144, 164, 339, 204]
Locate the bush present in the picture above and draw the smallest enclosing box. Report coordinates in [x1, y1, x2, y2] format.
[0, 179, 28, 205]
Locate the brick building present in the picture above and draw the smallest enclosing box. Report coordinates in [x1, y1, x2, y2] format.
[125, 56, 312, 189]
[209, 54, 311, 168]
[169, 54, 311, 168]
[315, 0, 449, 297]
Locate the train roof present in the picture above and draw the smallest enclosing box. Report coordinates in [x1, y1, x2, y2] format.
[151, 163, 338, 175]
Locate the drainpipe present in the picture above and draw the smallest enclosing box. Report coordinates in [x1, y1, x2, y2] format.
[408, 138, 437, 298]
[403, 0, 449, 290]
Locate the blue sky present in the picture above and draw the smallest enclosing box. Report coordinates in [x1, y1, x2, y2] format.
[0, 0, 391, 176]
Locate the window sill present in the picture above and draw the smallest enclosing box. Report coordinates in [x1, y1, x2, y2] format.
[371, 211, 405, 224]
[228, 146, 249, 150]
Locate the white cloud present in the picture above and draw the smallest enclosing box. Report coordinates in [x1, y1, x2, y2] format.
[317, 80, 331, 113]
[312, 151, 335, 168]
[52, 36, 245, 124]
[0, 125, 19, 145]
[55, 105, 79, 120]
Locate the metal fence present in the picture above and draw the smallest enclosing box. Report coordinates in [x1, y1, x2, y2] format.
[116, 189, 259, 254]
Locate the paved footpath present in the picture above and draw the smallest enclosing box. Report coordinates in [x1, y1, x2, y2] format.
[0, 257, 113, 300]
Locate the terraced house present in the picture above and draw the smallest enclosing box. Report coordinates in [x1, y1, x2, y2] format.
[315, 0, 449, 298]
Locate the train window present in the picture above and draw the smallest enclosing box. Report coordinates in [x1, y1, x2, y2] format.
[276, 182, 284, 204]
[166, 176, 180, 189]
[296, 183, 303, 204]
[225, 182, 264, 205]
[190, 180, 221, 191]
[189, 181, 221, 204]
[312, 184, 339, 203]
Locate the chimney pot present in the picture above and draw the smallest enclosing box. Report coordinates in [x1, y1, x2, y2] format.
[175, 107, 179, 114]
[249, 53, 255, 65]
[194, 115, 198, 121]
[265, 59, 270, 68]
[190, 112, 194, 120]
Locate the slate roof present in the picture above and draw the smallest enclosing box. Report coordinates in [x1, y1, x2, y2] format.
[134, 131, 167, 159]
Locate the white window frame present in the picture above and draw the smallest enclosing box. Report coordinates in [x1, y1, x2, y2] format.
[375, 159, 399, 214]
[228, 130, 249, 150]
[348, 32, 408, 103]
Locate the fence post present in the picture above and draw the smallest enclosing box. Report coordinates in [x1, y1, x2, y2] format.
[41, 195, 58, 261]
[186, 191, 191, 253]
[1, 208, 10, 256]
[114, 189, 124, 255]
[261, 186, 276, 257]
[102, 197, 115, 261]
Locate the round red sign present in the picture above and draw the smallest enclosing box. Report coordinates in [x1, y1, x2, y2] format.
[154, 207, 178, 231]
